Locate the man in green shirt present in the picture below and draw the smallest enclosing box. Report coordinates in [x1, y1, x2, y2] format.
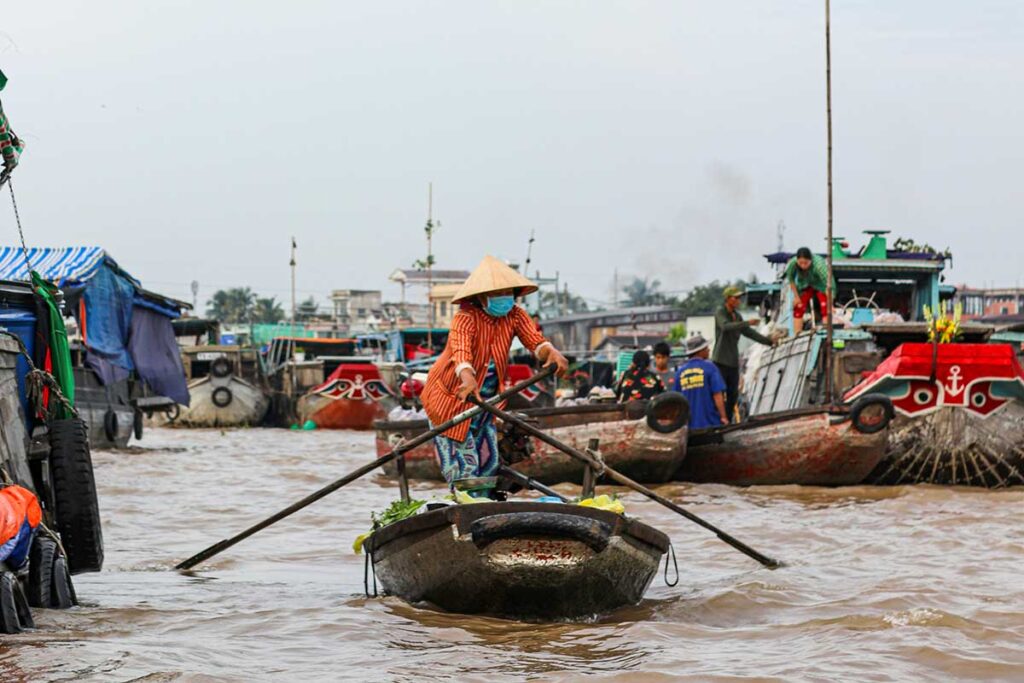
[713, 286, 774, 423]
[783, 246, 835, 333]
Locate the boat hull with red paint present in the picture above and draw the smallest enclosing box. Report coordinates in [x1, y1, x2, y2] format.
[676, 408, 888, 486]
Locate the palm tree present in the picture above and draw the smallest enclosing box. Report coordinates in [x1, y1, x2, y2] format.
[622, 277, 664, 306]
[253, 297, 285, 324]
[206, 287, 257, 323]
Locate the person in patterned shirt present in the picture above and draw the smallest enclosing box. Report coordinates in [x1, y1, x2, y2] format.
[615, 350, 665, 402]
[421, 256, 568, 497]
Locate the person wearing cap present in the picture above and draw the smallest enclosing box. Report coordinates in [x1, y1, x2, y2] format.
[713, 286, 773, 423]
[672, 335, 728, 429]
[614, 349, 666, 403]
[783, 246, 835, 333]
[421, 255, 569, 497]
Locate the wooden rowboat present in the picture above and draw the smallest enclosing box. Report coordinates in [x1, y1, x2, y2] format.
[373, 401, 688, 485]
[677, 406, 890, 486]
[363, 501, 669, 619]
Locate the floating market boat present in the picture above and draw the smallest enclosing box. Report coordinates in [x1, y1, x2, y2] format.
[846, 342, 1024, 487]
[743, 230, 1021, 487]
[163, 345, 271, 428]
[296, 362, 397, 429]
[678, 405, 891, 486]
[374, 400, 688, 485]
[363, 501, 669, 619]
[0, 246, 191, 448]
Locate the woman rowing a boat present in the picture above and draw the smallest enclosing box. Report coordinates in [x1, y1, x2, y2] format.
[420, 255, 569, 498]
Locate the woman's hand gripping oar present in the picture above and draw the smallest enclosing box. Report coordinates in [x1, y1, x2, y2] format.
[468, 396, 782, 569]
[175, 365, 557, 571]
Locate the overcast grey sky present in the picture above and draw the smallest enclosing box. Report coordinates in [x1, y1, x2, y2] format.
[2, 1, 1022, 310]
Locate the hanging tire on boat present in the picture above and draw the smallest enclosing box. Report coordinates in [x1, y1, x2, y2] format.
[211, 386, 233, 408]
[48, 418, 104, 574]
[0, 571, 26, 634]
[133, 409, 144, 441]
[849, 393, 895, 434]
[645, 392, 690, 434]
[50, 554, 76, 609]
[165, 403, 180, 422]
[27, 534, 57, 608]
[210, 357, 232, 378]
[103, 409, 118, 443]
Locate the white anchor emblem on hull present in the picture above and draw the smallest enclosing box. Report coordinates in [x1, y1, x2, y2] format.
[945, 365, 964, 397]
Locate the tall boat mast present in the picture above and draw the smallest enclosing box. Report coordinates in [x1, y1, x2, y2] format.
[824, 0, 836, 404]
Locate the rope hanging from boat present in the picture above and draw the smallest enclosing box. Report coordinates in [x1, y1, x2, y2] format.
[0, 329, 78, 421]
[363, 548, 378, 598]
[6, 178, 32, 274]
[663, 542, 679, 588]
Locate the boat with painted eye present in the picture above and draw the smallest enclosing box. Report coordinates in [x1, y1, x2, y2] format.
[295, 362, 398, 430]
[373, 397, 690, 485]
[363, 501, 669, 619]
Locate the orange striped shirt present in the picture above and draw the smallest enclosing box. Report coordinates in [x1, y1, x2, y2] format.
[422, 304, 549, 441]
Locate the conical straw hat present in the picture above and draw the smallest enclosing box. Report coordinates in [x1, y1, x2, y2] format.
[451, 255, 539, 303]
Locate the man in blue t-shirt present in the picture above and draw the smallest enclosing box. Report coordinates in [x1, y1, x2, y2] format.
[672, 334, 728, 429]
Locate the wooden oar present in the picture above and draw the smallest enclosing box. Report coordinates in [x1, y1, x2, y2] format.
[176, 365, 557, 570]
[469, 396, 782, 569]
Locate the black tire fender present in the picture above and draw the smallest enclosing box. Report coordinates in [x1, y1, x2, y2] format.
[133, 409, 144, 441]
[27, 534, 57, 608]
[645, 391, 690, 434]
[849, 393, 895, 434]
[210, 357, 232, 379]
[0, 572, 23, 634]
[51, 554, 76, 609]
[211, 386, 233, 408]
[471, 512, 612, 553]
[48, 418, 104, 574]
[165, 403, 181, 422]
[103, 409, 118, 443]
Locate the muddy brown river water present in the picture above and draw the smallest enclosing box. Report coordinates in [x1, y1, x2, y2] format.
[1, 427, 1022, 681]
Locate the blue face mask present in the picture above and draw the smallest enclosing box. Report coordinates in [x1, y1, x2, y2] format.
[485, 295, 515, 317]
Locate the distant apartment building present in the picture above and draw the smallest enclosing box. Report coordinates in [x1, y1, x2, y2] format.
[952, 287, 1024, 320]
[429, 283, 462, 327]
[330, 289, 384, 331]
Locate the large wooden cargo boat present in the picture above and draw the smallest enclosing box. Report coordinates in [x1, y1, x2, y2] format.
[374, 401, 688, 485]
[363, 501, 669, 619]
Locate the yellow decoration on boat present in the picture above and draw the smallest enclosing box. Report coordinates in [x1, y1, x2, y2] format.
[923, 303, 962, 344]
[577, 495, 625, 515]
[450, 491, 489, 505]
[352, 532, 371, 555]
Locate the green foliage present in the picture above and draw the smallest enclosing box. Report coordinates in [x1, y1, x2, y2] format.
[253, 297, 284, 324]
[371, 498, 426, 529]
[622, 277, 666, 306]
[676, 278, 748, 316]
[206, 287, 257, 324]
[207, 289, 288, 324]
[540, 288, 589, 316]
[667, 322, 687, 344]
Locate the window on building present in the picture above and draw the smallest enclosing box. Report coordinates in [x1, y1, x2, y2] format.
[440, 301, 448, 318]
